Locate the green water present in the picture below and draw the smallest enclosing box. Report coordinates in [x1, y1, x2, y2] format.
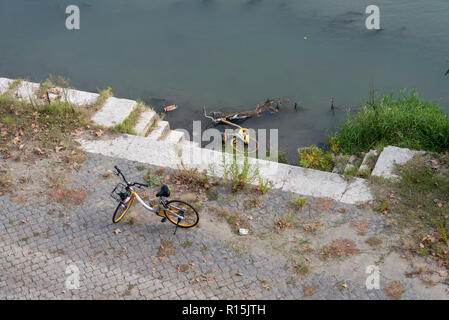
[1, 0, 448, 162]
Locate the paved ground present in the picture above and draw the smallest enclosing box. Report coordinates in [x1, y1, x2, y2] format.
[1, 153, 448, 299]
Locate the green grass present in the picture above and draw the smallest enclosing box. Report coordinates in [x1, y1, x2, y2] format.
[331, 90, 449, 154]
[258, 177, 273, 193]
[290, 197, 307, 210]
[370, 153, 449, 268]
[93, 87, 113, 111]
[37, 75, 70, 100]
[0, 94, 93, 152]
[221, 155, 260, 192]
[111, 105, 143, 135]
[8, 79, 22, 93]
[145, 169, 160, 187]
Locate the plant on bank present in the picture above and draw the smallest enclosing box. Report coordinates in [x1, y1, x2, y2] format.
[297, 144, 333, 172]
[217, 155, 260, 192]
[331, 90, 449, 154]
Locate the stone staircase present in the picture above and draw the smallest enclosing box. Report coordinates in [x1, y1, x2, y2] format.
[0, 77, 373, 204]
[0, 77, 191, 151]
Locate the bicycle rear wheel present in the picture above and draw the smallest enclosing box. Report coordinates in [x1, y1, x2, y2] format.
[112, 195, 134, 223]
[164, 200, 199, 228]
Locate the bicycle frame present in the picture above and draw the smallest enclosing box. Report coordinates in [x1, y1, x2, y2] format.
[129, 188, 185, 221]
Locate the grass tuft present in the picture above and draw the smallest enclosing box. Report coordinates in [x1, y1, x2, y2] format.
[332, 90, 449, 154]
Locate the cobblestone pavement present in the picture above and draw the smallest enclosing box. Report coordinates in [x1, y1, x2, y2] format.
[1, 153, 448, 299]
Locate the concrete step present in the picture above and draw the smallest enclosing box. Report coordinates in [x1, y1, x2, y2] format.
[181, 140, 200, 148]
[53, 88, 100, 107]
[15, 81, 40, 102]
[78, 133, 373, 204]
[147, 120, 170, 141]
[78, 134, 182, 169]
[0, 77, 13, 95]
[91, 97, 137, 128]
[134, 109, 157, 136]
[371, 146, 424, 179]
[164, 130, 185, 144]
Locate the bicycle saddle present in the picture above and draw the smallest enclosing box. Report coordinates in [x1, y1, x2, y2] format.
[156, 185, 170, 197]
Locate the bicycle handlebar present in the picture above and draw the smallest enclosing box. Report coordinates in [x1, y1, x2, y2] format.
[114, 166, 149, 188]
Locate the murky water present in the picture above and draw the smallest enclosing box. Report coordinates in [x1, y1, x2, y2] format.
[1, 0, 448, 162]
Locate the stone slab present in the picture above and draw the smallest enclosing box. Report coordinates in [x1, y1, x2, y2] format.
[147, 121, 170, 141]
[0, 77, 13, 94]
[165, 130, 185, 144]
[91, 97, 137, 127]
[79, 134, 373, 204]
[371, 146, 424, 179]
[63, 89, 100, 106]
[15, 81, 40, 102]
[78, 134, 181, 169]
[134, 109, 157, 136]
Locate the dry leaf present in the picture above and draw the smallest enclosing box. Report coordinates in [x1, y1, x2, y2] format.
[11, 136, 20, 144]
[113, 228, 121, 235]
[437, 270, 447, 277]
[35, 147, 45, 155]
[73, 128, 83, 136]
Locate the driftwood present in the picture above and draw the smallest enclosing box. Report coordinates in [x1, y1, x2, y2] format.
[203, 98, 289, 127]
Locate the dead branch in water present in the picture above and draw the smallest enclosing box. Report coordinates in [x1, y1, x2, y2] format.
[203, 98, 289, 126]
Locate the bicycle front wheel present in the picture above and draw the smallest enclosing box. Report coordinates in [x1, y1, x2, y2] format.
[112, 196, 134, 223]
[164, 200, 199, 228]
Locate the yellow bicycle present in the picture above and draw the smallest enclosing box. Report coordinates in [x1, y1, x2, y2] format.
[110, 166, 199, 232]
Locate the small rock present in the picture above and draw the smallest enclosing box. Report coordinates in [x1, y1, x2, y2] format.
[239, 228, 249, 236]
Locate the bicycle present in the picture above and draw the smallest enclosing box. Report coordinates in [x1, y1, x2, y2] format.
[110, 166, 199, 234]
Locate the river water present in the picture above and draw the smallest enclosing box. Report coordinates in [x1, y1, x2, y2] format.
[1, 0, 448, 162]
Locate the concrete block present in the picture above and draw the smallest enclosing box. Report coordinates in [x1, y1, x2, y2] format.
[134, 109, 157, 136]
[147, 121, 170, 141]
[371, 146, 424, 179]
[63, 89, 99, 107]
[15, 81, 40, 102]
[91, 97, 137, 127]
[165, 130, 185, 144]
[282, 165, 348, 200]
[0, 77, 13, 94]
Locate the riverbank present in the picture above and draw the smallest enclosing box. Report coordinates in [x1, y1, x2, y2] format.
[1, 76, 448, 299]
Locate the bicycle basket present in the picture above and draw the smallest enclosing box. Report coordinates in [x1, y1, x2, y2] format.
[110, 183, 129, 203]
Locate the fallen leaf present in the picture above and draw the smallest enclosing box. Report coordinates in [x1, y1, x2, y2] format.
[95, 129, 104, 137]
[34, 147, 45, 155]
[236, 272, 243, 276]
[73, 128, 83, 136]
[11, 136, 20, 144]
[113, 228, 121, 235]
[437, 270, 447, 277]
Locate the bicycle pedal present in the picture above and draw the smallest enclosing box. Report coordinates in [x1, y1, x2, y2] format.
[161, 217, 167, 223]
